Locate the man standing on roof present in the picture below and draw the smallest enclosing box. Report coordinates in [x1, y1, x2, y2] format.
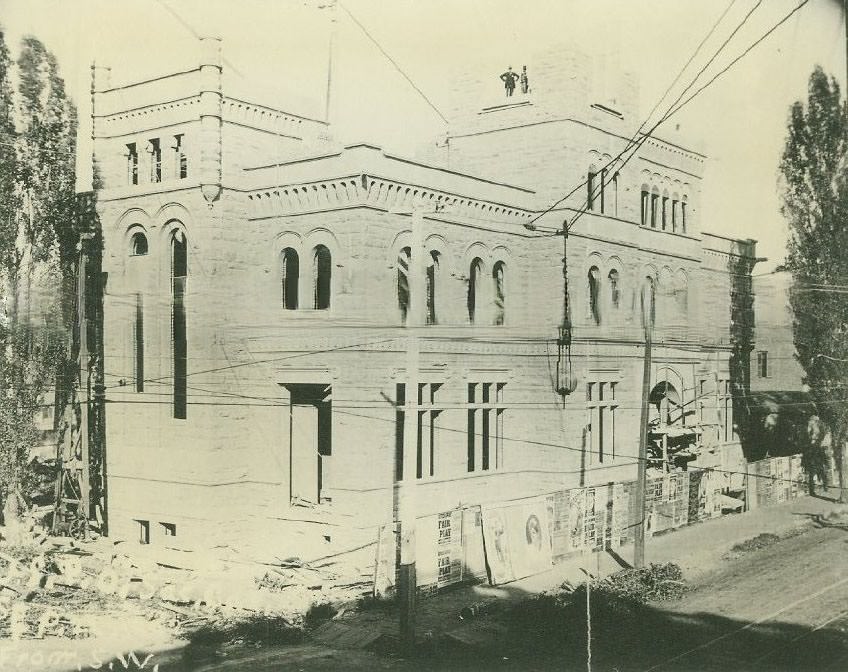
[520, 65, 529, 94]
[500, 66, 519, 97]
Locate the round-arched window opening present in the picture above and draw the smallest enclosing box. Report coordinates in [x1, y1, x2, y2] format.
[130, 231, 148, 256]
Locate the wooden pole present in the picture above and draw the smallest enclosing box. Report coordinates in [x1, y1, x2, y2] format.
[324, 0, 337, 123]
[78, 237, 91, 520]
[398, 208, 423, 651]
[633, 288, 653, 569]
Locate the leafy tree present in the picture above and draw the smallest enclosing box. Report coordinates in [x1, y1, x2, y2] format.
[779, 66, 848, 502]
[0, 29, 77, 515]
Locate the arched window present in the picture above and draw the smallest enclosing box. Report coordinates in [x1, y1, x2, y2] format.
[640, 185, 650, 226]
[641, 276, 656, 329]
[671, 193, 679, 232]
[608, 269, 620, 310]
[681, 196, 688, 233]
[661, 191, 669, 230]
[588, 266, 601, 325]
[468, 257, 483, 323]
[650, 188, 659, 228]
[313, 245, 332, 310]
[493, 261, 506, 326]
[426, 250, 440, 325]
[397, 246, 411, 324]
[130, 231, 148, 256]
[281, 248, 299, 310]
[612, 172, 619, 216]
[171, 229, 188, 419]
[674, 270, 688, 318]
[587, 168, 598, 211]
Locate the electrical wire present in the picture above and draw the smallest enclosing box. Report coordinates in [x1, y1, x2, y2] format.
[50, 395, 841, 495]
[569, 0, 770, 231]
[523, 0, 756, 230]
[336, 1, 448, 124]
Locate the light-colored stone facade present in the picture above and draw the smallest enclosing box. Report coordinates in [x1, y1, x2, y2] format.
[751, 271, 804, 392]
[93, 41, 755, 557]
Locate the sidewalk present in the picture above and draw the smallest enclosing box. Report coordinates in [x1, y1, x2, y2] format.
[315, 491, 848, 648]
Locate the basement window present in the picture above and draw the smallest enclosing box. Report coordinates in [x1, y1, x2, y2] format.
[160, 522, 177, 537]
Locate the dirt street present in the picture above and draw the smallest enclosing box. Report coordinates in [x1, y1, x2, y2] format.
[147, 515, 848, 671]
[4, 510, 847, 671]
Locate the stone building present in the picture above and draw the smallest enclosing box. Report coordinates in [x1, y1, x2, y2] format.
[751, 270, 804, 393]
[91, 39, 756, 557]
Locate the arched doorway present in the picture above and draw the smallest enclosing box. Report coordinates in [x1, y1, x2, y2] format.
[649, 381, 681, 427]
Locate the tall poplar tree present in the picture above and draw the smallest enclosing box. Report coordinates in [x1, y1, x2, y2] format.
[779, 66, 848, 502]
[0, 30, 77, 513]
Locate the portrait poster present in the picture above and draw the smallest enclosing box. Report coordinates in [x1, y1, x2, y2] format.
[462, 505, 488, 582]
[480, 505, 514, 585]
[482, 497, 552, 585]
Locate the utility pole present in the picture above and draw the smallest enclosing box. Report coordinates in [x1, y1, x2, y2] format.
[398, 207, 423, 652]
[78, 234, 93, 520]
[633, 285, 653, 569]
[323, 0, 337, 123]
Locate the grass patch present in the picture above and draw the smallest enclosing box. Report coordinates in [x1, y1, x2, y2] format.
[500, 563, 687, 656]
[181, 613, 305, 647]
[356, 593, 396, 613]
[730, 533, 780, 555]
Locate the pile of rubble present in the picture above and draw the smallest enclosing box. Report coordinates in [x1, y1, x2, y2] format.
[0, 508, 378, 645]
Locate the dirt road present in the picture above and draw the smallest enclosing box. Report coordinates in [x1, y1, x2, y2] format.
[5, 510, 847, 671]
[627, 520, 848, 672]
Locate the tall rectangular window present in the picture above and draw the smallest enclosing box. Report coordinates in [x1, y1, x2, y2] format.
[672, 200, 678, 232]
[395, 382, 441, 480]
[640, 190, 649, 226]
[718, 379, 732, 442]
[681, 201, 687, 232]
[134, 293, 144, 393]
[587, 379, 618, 462]
[599, 168, 607, 214]
[288, 384, 332, 504]
[757, 351, 769, 378]
[650, 193, 659, 228]
[661, 196, 668, 230]
[467, 382, 505, 472]
[587, 171, 597, 211]
[149, 138, 161, 183]
[172, 232, 188, 419]
[174, 134, 187, 179]
[137, 520, 150, 545]
[126, 143, 138, 185]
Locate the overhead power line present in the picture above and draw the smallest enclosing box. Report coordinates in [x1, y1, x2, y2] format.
[568, 0, 767, 231]
[523, 0, 752, 231]
[337, 1, 448, 124]
[665, 0, 812, 120]
[74, 395, 844, 495]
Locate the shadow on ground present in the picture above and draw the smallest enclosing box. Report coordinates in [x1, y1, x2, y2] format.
[49, 579, 848, 672]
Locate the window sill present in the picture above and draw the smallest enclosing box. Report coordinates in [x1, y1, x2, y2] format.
[280, 309, 334, 318]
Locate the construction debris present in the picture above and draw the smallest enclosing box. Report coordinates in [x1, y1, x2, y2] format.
[0, 509, 377, 647]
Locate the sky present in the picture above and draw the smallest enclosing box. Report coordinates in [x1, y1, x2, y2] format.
[1, 0, 845, 272]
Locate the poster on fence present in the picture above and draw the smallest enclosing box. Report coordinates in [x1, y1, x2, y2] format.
[482, 497, 552, 584]
[373, 522, 396, 596]
[462, 505, 488, 582]
[545, 490, 570, 559]
[415, 508, 464, 589]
